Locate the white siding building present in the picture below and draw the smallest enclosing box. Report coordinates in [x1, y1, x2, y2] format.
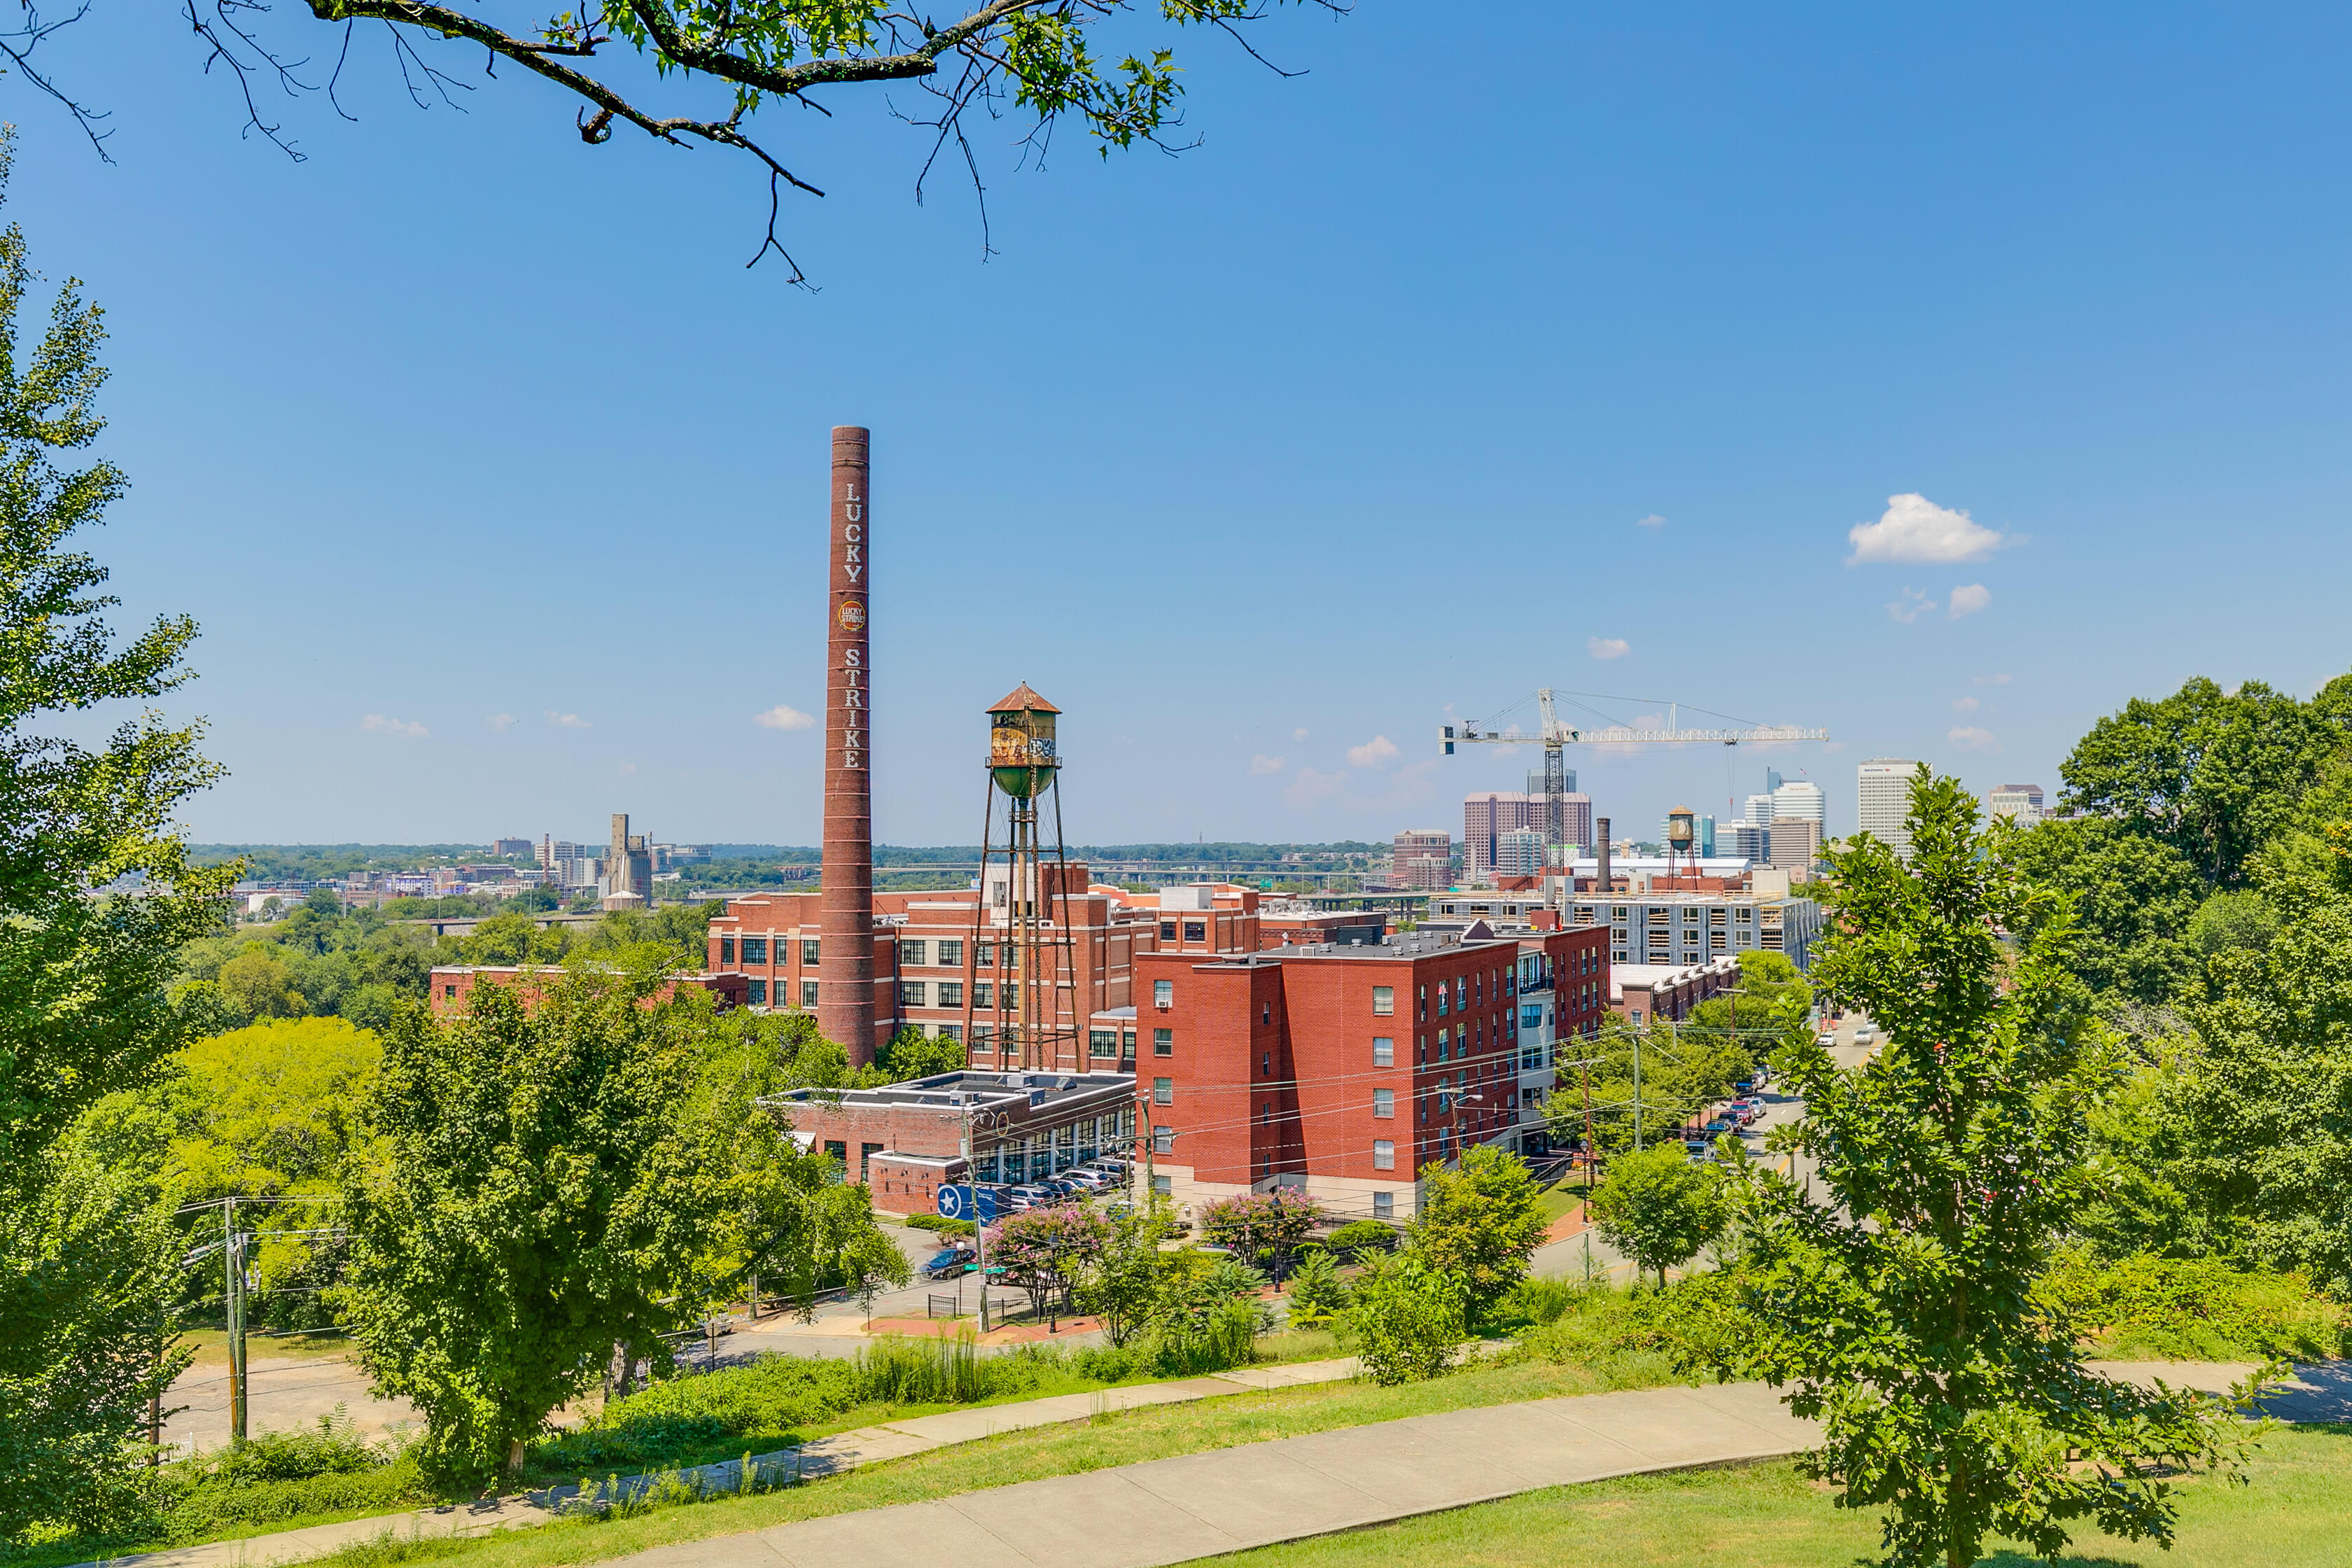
[1857, 758, 1921, 858]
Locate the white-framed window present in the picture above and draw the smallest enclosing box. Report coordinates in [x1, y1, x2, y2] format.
[1373, 1088, 1394, 1119]
[1154, 1028, 1173, 1056]
[1372, 985, 1394, 1016]
[1154, 979, 1173, 1007]
[1372, 1139, 1395, 1171]
[1373, 1191, 1394, 1219]
[799, 980, 819, 1008]
[1154, 1125, 1175, 1155]
[1153, 1077, 1173, 1105]
[1372, 1036, 1394, 1068]
[1152, 1172, 1172, 1195]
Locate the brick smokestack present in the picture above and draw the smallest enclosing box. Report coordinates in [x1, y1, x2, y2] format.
[821, 426, 876, 1066]
[1595, 817, 1611, 896]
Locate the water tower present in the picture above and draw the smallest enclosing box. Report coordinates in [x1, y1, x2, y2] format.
[1665, 805, 1697, 888]
[962, 685, 1081, 1072]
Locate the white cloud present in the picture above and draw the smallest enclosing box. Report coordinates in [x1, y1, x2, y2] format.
[1292, 727, 1310, 742]
[1886, 587, 1937, 624]
[1948, 725, 2001, 753]
[361, 714, 428, 738]
[1975, 672, 2012, 687]
[1952, 696, 1981, 713]
[1284, 766, 1345, 806]
[1250, 754, 1285, 776]
[546, 710, 592, 729]
[486, 712, 516, 732]
[1947, 583, 1991, 619]
[1637, 514, 1667, 528]
[1587, 636, 1630, 661]
[1847, 493, 2011, 565]
[755, 704, 816, 732]
[1346, 735, 1401, 769]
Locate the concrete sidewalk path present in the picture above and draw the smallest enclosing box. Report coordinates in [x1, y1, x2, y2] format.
[73, 1360, 1372, 1568]
[614, 1380, 1821, 1568]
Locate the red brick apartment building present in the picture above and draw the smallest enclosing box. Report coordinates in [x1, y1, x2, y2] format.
[705, 871, 1266, 1069]
[1137, 923, 1608, 1222]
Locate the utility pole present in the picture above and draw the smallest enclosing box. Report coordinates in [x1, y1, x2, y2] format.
[1632, 1030, 1644, 1152]
[225, 1197, 247, 1446]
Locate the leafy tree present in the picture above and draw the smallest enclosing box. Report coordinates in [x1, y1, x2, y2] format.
[2059, 676, 2337, 890]
[456, 911, 573, 967]
[1732, 769, 2248, 1568]
[0, 133, 230, 1543]
[1407, 1145, 1548, 1324]
[216, 942, 309, 1023]
[1344, 1254, 1465, 1385]
[2185, 888, 2278, 962]
[1283, 1247, 1350, 1328]
[1197, 1189, 1324, 1282]
[1079, 1197, 1173, 1348]
[37, 3, 1342, 281]
[2008, 817, 2202, 1004]
[985, 1203, 1108, 1321]
[1586, 1144, 1722, 1289]
[337, 969, 845, 1484]
[872, 1026, 965, 1082]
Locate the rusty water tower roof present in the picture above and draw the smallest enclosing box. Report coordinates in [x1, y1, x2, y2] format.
[987, 682, 1061, 715]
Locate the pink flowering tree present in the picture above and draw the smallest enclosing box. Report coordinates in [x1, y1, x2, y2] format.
[1198, 1191, 1326, 1283]
[983, 1203, 1110, 1322]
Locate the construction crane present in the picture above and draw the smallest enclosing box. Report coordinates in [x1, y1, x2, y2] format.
[1441, 690, 1829, 869]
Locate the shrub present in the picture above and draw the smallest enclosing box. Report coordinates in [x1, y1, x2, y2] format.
[1345, 1256, 1465, 1385]
[1326, 1221, 1397, 1259]
[1498, 1275, 1581, 1328]
[2036, 1247, 2351, 1361]
[905, 1214, 976, 1236]
[1285, 1248, 1350, 1329]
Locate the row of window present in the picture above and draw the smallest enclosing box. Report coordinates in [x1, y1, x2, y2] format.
[1157, 920, 1210, 943]
[720, 935, 1021, 969]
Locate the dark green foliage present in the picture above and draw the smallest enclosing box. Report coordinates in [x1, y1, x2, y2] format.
[1737, 770, 2250, 1568]
[1586, 1145, 1725, 1289]
[2059, 676, 2337, 890]
[337, 971, 852, 1487]
[871, 1026, 966, 1082]
[1324, 1220, 1397, 1257]
[2008, 817, 2203, 1005]
[1407, 1146, 1549, 1324]
[2036, 1247, 2349, 1362]
[0, 132, 222, 1543]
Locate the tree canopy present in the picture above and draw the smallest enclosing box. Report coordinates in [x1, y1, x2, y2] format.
[1734, 769, 2246, 1568]
[34, 1, 1343, 279]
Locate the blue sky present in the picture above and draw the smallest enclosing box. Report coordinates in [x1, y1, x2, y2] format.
[19, 3, 2352, 848]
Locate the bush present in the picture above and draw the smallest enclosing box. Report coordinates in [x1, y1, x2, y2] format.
[852, 1332, 989, 1405]
[905, 1214, 976, 1236]
[1345, 1256, 1465, 1385]
[2036, 1247, 2351, 1361]
[147, 1413, 429, 1544]
[1326, 1221, 1397, 1259]
[1504, 1273, 1772, 1390]
[1285, 1248, 1350, 1329]
[1498, 1276, 1582, 1328]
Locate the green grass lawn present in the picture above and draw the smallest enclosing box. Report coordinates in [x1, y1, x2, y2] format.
[1533, 1178, 1590, 1225]
[298, 1357, 1668, 1568]
[1206, 1424, 2352, 1568]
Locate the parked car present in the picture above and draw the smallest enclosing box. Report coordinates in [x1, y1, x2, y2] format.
[1004, 1184, 1053, 1210]
[1704, 1118, 1735, 1137]
[1733, 1079, 1756, 1096]
[922, 1246, 973, 1280]
[1062, 1170, 1113, 1191]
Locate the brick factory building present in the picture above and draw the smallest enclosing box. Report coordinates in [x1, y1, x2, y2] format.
[706, 873, 1269, 1071]
[1609, 958, 1742, 1028]
[427, 965, 748, 1017]
[1135, 922, 1608, 1223]
[766, 1070, 1138, 1214]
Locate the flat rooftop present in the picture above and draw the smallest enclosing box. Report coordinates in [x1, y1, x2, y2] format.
[769, 1069, 1133, 1111]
